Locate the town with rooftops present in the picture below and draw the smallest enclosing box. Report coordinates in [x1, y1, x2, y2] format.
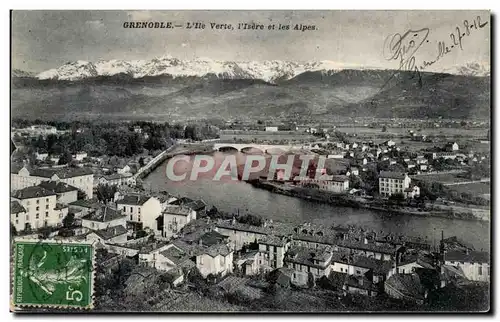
[10, 9, 491, 313]
[10, 117, 490, 312]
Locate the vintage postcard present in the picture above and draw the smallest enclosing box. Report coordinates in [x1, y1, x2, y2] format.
[10, 10, 490, 312]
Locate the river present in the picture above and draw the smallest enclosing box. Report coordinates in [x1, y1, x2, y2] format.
[143, 152, 490, 251]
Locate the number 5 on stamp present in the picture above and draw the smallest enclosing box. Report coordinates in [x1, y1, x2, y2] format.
[12, 240, 94, 310]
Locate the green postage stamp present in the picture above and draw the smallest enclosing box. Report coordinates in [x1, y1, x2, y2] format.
[12, 240, 94, 310]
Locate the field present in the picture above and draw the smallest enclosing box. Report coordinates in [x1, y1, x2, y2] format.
[220, 130, 317, 143]
[448, 182, 491, 196]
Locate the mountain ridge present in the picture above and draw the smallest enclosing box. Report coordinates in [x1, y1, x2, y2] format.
[14, 57, 490, 84]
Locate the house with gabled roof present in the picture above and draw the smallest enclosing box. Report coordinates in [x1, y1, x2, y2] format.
[116, 194, 162, 234]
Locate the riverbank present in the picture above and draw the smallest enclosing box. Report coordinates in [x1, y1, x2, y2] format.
[247, 179, 489, 222]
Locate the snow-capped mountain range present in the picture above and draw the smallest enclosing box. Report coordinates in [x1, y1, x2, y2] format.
[32, 56, 490, 83]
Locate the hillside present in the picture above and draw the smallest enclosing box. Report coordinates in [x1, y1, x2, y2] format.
[11, 68, 490, 121]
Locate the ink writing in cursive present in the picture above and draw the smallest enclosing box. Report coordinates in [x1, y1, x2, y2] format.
[420, 15, 488, 69]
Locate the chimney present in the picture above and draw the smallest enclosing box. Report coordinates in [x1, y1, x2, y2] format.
[231, 216, 236, 225]
[199, 239, 203, 246]
[465, 248, 470, 255]
[364, 237, 368, 245]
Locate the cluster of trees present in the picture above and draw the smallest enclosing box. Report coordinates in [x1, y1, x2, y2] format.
[15, 120, 220, 159]
[96, 184, 118, 203]
[237, 213, 264, 227]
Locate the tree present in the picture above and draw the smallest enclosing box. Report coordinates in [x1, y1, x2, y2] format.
[77, 189, 87, 200]
[138, 157, 145, 168]
[96, 184, 117, 203]
[58, 151, 73, 165]
[63, 213, 75, 228]
[381, 126, 387, 132]
[10, 223, 17, 236]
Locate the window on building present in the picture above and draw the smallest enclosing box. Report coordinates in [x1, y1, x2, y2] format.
[130, 215, 133, 221]
[36, 206, 39, 211]
[45, 212, 49, 217]
[36, 214, 39, 219]
[478, 266, 483, 275]
[356, 270, 361, 274]
[44, 220, 48, 227]
[138, 216, 141, 222]
[36, 200, 40, 204]
[138, 208, 141, 214]
[46, 198, 49, 202]
[15, 220, 18, 224]
[46, 205, 49, 209]
[130, 207, 133, 213]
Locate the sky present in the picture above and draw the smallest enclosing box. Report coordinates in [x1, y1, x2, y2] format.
[12, 10, 490, 73]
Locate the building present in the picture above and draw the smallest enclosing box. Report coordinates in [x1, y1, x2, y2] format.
[404, 186, 421, 199]
[195, 244, 234, 278]
[10, 201, 27, 232]
[444, 250, 490, 282]
[81, 206, 127, 230]
[116, 194, 162, 234]
[296, 175, 349, 193]
[235, 251, 260, 276]
[445, 142, 459, 152]
[265, 126, 279, 132]
[257, 236, 291, 271]
[38, 181, 79, 204]
[215, 219, 267, 251]
[35, 151, 49, 161]
[95, 173, 135, 187]
[161, 205, 197, 239]
[11, 186, 59, 230]
[72, 152, 88, 161]
[378, 171, 412, 198]
[11, 165, 94, 199]
[86, 225, 128, 245]
[284, 246, 333, 287]
[331, 253, 393, 284]
[344, 275, 380, 297]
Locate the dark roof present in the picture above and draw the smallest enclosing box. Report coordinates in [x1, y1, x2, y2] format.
[216, 220, 267, 235]
[184, 199, 207, 211]
[12, 186, 57, 199]
[82, 206, 125, 222]
[331, 175, 349, 182]
[379, 171, 407, 180]
[69, 199, 102, 209]
[385, 273, 426, 300]
[285, 246, 333, 269]
[170, 197, 194, 205]
[196, 244, 232, 258]
[117, 194, 152, 206]
[445, 250, 489, 264]
[345, 275, 378, 292]
[258, 235, 289, 247]
[159, 246, 192, 265]
[10, 201, 26, 214]
[10, 163, 24, 174]
[55, 203, 68, 210]
[94, 225, 128, 240]
[268, 267, 293, 287]
[199, 230, 229, 247]
[29, 167, 93, 179]
[38, 181, 79, 193]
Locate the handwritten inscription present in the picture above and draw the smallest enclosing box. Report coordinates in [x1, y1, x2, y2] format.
[380, 15, 488, 92]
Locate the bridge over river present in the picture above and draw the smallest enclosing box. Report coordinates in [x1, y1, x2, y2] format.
[213, 143, 313, 154]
